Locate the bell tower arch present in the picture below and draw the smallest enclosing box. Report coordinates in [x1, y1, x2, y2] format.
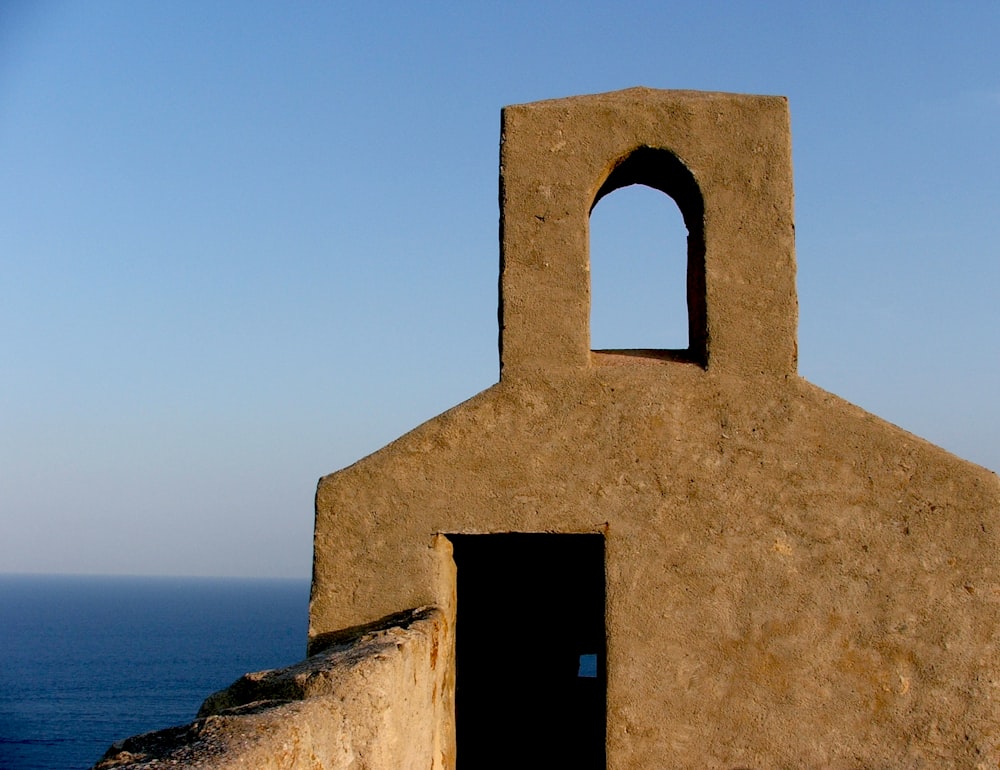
[498, 87, 797, 379]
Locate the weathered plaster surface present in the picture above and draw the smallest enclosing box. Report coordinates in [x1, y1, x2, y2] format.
[310, 88, 1000, 767]
[92, 607, 452, 770]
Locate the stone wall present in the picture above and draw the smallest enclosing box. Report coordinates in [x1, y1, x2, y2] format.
[92, 607, 452, 770]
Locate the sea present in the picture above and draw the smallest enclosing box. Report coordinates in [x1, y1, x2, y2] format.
[0, 574, 311, 770]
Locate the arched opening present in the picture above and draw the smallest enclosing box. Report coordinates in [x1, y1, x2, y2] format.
[590, 186, 688, 351]
[589, 147, 706, 365]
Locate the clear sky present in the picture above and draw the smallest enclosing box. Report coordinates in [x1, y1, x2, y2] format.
[2, 2, 997, 579]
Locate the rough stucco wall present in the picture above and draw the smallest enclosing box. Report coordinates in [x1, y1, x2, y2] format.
[92, 607, 453, 770]
[312, 369, 1000, 767]
[310, 89, 1000, 767]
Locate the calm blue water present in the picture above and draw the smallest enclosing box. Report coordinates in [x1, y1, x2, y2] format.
[0, 574, 310, 770]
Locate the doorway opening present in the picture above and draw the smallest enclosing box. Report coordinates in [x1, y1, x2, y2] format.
[449, 533, 605, 770]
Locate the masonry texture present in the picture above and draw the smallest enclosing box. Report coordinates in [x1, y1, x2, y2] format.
[93, 608, 450, 769]
[310, 88, 1000, 768]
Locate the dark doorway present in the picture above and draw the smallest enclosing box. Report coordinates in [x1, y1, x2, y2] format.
[450, 533, 606, 770]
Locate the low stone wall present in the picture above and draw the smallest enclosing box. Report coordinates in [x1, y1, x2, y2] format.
[92, 606, 453, 770]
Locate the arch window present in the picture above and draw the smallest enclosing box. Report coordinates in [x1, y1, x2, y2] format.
[589, 147, 706, 366]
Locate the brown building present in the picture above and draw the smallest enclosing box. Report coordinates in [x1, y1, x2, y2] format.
[95, 88, 1000, 769]
[309, 88, 1000, 768]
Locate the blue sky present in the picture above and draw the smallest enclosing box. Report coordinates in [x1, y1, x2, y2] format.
[2, 2, 997, 578]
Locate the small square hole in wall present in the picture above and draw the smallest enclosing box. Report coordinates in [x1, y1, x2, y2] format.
[449, 533, 605, 770]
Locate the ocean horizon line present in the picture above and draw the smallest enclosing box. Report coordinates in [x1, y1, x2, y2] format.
[0, 571, 311, 582]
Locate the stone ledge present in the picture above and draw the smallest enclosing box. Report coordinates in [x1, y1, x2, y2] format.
[92, 606, 451, 770]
